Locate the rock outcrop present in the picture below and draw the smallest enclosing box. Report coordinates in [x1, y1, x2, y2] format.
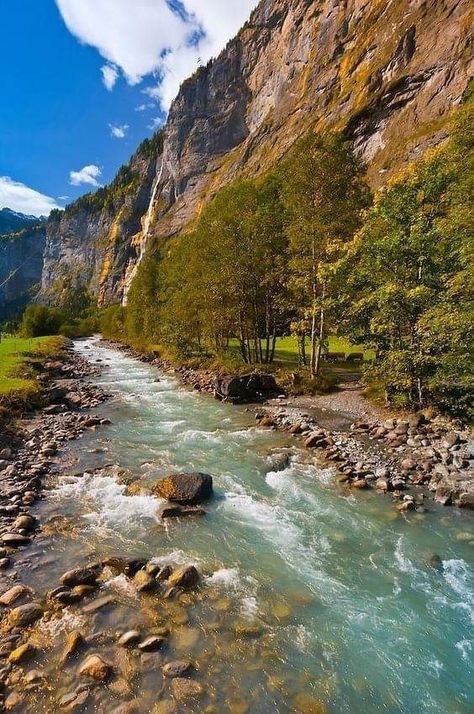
[153, 473, 213, 505]
[38, 0, 473, 305]
[0, 225, 46, 319]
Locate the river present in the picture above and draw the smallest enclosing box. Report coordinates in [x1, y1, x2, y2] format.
[22, 337, 473, 712]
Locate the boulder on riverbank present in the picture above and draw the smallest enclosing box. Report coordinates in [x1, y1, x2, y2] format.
[214, 373, 282, 403]
[153, 473, 213, 505]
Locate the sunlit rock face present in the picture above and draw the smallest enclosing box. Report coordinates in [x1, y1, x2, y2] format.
[41, 0, 473, 305]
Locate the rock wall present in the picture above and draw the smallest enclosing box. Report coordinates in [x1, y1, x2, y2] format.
[0, 226, 46, 320]
[40, 0, 473, 305]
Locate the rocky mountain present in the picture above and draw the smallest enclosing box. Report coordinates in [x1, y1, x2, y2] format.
[40, 0, 472, 306]
[0, 208, 45, 235]
[0, 224, 46, 320]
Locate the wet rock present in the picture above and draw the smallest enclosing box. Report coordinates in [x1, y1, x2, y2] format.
[61, 630, 85, 663]
[167, 566, 199, 590]
[78, 654, 112, 681]
[163, 660, 192, 678]
[118, 631, 141, 648]
[351, 478, 368, 489]
[60, 564, 101, 587]
[161, 506, 206, 519]
[232, 621, 263, 638]
[59, 689, 90, 709]
[427, 554, 444, 571]
[138, 636, 165, 652]
[13, 515, 37, 532]
[5, 691, 22, 709]
[8, 642, 36, 664]
[153, 473, 213, 505]
[8, 603, 42, 627]
[397, 500, 415, 512]
[170, 677, 204, 702]
[82, 595, 114, 613]
[156, 566, 173, 583]
[304, 432, 327, 448]
[0, 585, 29, 607]
[1, 534, 30, 548]
[134, 570, 156, 592]
[214, 373, 280, 403]
[103, 558, 146, 578]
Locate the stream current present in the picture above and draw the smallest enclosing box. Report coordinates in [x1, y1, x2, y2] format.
[23, 338, 474, 712]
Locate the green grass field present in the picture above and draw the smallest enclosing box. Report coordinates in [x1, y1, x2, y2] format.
[0, 335, 63, 398]
[228, 336, 375, 365]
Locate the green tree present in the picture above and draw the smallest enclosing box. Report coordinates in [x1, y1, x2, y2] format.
[20, 305, 64, 337]
[280, 131, 370, 376]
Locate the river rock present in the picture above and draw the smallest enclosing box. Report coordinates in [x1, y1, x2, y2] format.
[1, 533, 31, 548]
[134, 570, 155, 592]
[163, 660, 192, 678]
[0, 584, 30, 606]
[78, 654, 112, 681]
[60, 564, 101, 587]
[161, 506, 206, 519]
[153, 473, 213, 505]
[170, 677, 204, 702]
[61, 630, 85, 662]
[13, 515, 37, 532]
[5, 692, 23, 710]
[214, 373, 280, 403]
[9, 603, 43, 627]
[118, 631, 141, 648]
[8, 642, 36, 664]
[167, 566, 199, 590]
[138, 636, 165, 652]
[103, 558, 146, 577]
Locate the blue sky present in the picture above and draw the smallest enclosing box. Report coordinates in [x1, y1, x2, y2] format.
[0, 0, 256, 216]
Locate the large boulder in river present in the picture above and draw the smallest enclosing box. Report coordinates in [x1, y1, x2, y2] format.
[214, 373, 282, 403]
[153, 473, 213, 505]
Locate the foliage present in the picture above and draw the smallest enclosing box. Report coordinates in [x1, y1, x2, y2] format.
[279, 131, 371, 375]
[0, 335, 65, 402]
[339, 96, 473, 416]
[99, 305, 126, 340]
[20, 305, 65, 337]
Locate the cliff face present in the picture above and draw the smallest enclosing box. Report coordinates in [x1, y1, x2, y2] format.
[40, 135, 163, 306]
[0, 225, 46, 319]
[41, 0, 473, 305]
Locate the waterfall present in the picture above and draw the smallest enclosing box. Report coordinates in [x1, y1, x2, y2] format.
[122, 158, 164, 306]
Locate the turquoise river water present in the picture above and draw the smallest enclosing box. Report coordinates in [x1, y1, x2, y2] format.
[24, 337, 474, 713]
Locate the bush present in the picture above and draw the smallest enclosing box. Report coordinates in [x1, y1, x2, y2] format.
[20, 305, 65, 337]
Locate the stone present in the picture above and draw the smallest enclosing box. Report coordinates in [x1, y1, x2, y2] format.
[134, 570, 155, 592]
[59, 690, 89, 709]
[0, 585, 29, 607]
[163, 660, 192, 678]
[161, 506, 206, 519]
[78, 654, 112, 681]
[13, 515, 37, 532]
[60, 564, 101, 587]
[138, 636, 165, 652]
[9, 603, 43, 627]
[118, 630, 141, 648]
[153, 473, 213, 505]
[351, 478, 368, 489]
[442, 432, 460, 449]
[304, 432, 327, 449]
[8, 642, 36, 664]
[214, 373, 280, 403]
[103, 558, 146, 578]
[401, 458, 416, 473]
[1, 533, 30, 548]
[170, 677, 204, 702]
[5, 691, 23, 709]
[167, 566, 199, 590]
[156, 566, 173, 583]
[61, 630, 85, 662]
[82, 595, 114, 613]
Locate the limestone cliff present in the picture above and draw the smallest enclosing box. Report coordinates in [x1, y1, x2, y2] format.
[41, 0, 473, 305]
[0, 225, 46, 320]
[39, 134, 163, 306]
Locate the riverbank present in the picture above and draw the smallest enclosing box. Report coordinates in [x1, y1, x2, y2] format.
[100, 338, 474, 513]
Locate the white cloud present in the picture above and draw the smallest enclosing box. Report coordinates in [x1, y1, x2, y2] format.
[55, 0, 257, 110]
[0, 177, 61, 217]
[69, 164, 102, 187]
[148, 117, 163, 131]
[109, 123, 129, 139]
[101, 63, 119, 90]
